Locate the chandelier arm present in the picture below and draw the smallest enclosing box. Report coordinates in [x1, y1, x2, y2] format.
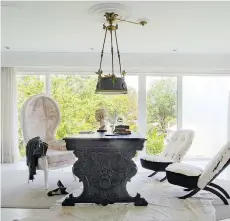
[99, 27, 108, 71]
[110, 29, 114, 75]
[116, 18, 147, 26]
[114, 29, 122, 76]
[116, 19, 138, 24]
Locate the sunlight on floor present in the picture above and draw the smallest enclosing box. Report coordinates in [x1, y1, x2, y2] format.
[1, 158, 230, 221]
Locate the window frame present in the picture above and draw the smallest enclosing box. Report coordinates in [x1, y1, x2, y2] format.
[16, 71, 230, 137]
[16, 72, 182, 137]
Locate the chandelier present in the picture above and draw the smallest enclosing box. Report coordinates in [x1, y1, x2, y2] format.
[95, 12, 147, 95]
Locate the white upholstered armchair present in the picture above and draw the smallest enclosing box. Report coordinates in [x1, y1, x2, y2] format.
[166, 142, 230, 205]
[20, 94, 76, 190]
[140, 129, 195, 181]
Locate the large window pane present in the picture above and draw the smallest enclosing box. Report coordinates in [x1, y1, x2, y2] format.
[146, 77, 177, 155]
[51, 75, 138, 139]
[183, 76, 230, 158]
[17, 75, 45, 157]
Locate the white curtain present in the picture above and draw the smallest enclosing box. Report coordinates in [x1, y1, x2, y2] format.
[228, 91, 230, 142]
[1, 67, 19, 163]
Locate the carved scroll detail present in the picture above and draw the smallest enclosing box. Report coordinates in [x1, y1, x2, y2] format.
[62, 139, 147, 206]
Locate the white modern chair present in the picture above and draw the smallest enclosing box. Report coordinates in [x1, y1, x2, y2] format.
[140, 129, 195, 181]
[166, 142, 230, 205]
[20, 94, 76, 190]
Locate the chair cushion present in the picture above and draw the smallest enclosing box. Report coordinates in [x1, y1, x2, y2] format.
[140, 158, 173, 172]
[48, 140, 67, 151]
[140, 156, 177, 172]
[46, 149, 76, 168]
[166, 163, 203, 188]
[141, 155, 177, 163]
[166, 163, 203, 176]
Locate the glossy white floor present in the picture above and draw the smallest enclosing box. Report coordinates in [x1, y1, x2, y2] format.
[1, 158, 230, 221]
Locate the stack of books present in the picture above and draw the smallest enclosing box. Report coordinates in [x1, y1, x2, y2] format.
[113, 125, 131, 135]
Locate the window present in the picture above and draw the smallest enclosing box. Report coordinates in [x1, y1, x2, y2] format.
[17, 75, 45, 157]
[146, 77, 177, 155]
[51, 75, 138, 140]
[182, 76, 230, 158]
[14, 73, 230, 180]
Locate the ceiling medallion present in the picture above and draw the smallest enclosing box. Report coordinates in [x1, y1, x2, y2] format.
[94, 12, 147, 95]
[88, 3, 132, 22]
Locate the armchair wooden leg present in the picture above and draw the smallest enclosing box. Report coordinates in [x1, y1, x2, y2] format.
[204, 186, 229, 205]
[179, 189, 200, 199]
[148, 171, 158, 177]
[159, 176, 167, 182]
[184, 188, 193, 191]
[38, 156, 49, 190]
[44, 169, 49, 190]
[208, 183, 230, 199]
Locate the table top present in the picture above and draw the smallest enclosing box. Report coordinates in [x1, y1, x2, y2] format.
[64, 132, 146, 140]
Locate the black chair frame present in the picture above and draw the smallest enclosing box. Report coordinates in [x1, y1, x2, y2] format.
[140, 158, 172, 182]
[166, 159, 230, 205]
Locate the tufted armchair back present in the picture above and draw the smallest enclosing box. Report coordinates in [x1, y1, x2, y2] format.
[162, 130, 195, 162]
[20, 94, 60, 145]
[198, 142, 230, 189]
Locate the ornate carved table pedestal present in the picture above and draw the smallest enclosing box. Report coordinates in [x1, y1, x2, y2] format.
[62, 133, 148, 206]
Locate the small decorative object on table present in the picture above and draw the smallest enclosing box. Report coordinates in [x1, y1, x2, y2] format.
[114, 125, 131, 135]
[79, 131, 95, 134]
[95, 108, 108, 132]
[97, 129, 107, 133]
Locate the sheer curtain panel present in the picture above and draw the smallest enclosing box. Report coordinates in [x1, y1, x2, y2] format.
[1, 67, 19, 163]
[228, 92, 230, 142]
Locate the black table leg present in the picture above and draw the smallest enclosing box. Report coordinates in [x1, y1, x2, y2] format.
[62, 149, 148, 206]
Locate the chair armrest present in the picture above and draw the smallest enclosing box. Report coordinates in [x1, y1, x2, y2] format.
[49, 140, 67, 151]
[38, 156, 48, 170]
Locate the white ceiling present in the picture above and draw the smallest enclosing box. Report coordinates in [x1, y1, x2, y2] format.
[1, 1, 230, 54]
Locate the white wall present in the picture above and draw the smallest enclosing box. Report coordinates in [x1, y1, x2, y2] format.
[0, 67, 1, 161]
[228, 92, 230, 142]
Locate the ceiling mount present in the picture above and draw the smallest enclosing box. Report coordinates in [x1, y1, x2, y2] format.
[88, 3, 132, 22]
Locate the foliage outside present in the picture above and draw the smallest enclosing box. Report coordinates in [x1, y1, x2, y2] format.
[17, 75, 176, 157]
[146, 128, 165, 155]
[146, 78, 177, 154]
[51, 76, 138, 139]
